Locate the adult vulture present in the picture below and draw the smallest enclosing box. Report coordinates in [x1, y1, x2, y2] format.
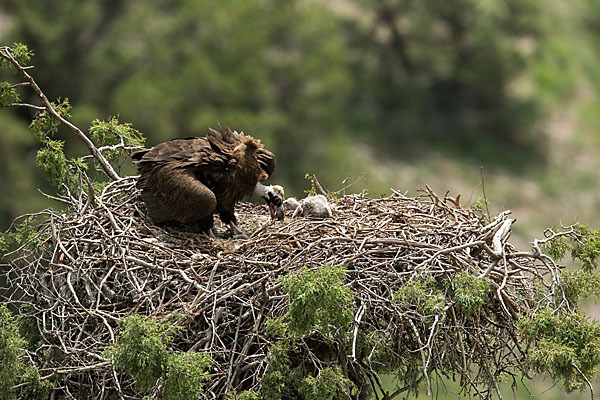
[132, 127, 284, 238]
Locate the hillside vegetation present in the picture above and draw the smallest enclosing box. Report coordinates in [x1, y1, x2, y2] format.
[2, 3, 600, 398]
[0, 1, 599, 246]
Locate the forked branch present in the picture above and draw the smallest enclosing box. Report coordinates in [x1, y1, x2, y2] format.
[0, 45, 120, 181]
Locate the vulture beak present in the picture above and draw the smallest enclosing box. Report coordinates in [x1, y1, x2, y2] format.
[255, 183, 285, 221]
[268, 200, 285, 221]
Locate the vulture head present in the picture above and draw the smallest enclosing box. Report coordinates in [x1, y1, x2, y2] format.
[256, 184, 285, 221]
[132, 126, 285, 238]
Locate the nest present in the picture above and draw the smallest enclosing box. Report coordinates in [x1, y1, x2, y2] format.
[1, 176, 568, 399]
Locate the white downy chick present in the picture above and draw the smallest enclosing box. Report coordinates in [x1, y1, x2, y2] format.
[283, 194, 332, 218]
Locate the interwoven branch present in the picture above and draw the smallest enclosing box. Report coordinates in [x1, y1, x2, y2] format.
[0, 178, 573, 399]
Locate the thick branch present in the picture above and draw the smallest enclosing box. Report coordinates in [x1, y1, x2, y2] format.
[0, 46, 120, 181]
[1, 180, 583, 398]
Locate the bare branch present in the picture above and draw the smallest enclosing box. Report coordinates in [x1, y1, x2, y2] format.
[7, 102, 46, 111]
[0, 181, 579, 398]
[0, 46, 120, 180]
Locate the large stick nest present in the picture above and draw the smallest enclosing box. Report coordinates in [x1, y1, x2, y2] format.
[1, 177, 568, 399]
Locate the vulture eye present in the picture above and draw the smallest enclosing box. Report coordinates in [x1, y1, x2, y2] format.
[270, 192, 282, 206]
[266, 188, 285, 221]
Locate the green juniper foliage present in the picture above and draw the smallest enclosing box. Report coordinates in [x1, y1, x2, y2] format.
[260, 264, 356, 399]
[570, 224, 600, 272]
[0, 43, 34, 68]
[297, 367, 354, 400]
[540, 224, 600, 304]
[0, 304, 51, 400]
[2, 44, 144, 197]
[29, 98, 71, 141]
[227, 390, 261, 400]
[280, 264, 354, 337]
[162, 351, 212, 400]
[261, 340, 295, 400]
[451, 271, 490, 316]
[19, 366, 52, 400]
[561, 270, 600, 302]
[521, 307, 600, 392]
[261, 337, 355, 400]
[394, 277, 446, 316]
[104, 314, 180, 392]
[0, 43, 32, 69]
[541, 224, 600, 272]
[0, 216, 42, 256]
[541, 227, 571, 262]
[0, 305, 25, 400]
[35, 138, 83, 191]
[0, 81, 19, 107]
[264, 316, 288, 339]
[104, 314, 211, 399]
[28, 98, 91, 192]
[89, 116, 145, 166]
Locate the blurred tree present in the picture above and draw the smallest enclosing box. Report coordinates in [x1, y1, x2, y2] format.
[346, 0, 547, 163]
[0, 111, 50, 228]
[0, 0, 581, 231]
[0, 0, 355, 229]
[94, 0, 354, 182]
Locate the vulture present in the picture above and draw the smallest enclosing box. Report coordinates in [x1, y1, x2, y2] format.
[132, 127, 284, 238]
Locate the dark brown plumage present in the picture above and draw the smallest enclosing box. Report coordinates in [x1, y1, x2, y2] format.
[132, 127, 283, 237]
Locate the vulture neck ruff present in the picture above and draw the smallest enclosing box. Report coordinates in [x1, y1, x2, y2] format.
[254, 182, 271, 198]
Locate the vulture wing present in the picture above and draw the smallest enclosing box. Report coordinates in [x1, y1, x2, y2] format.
[133, 126, 278, 228]
[137, 164, 216, 225]
[256, 148, 276, 179]
[133, 137, 224, 225]
[133, 137, 228, 169]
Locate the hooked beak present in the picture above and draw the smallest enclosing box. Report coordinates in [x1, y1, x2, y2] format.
[256, 183, 285, 221]
[268, 200, 285, 221]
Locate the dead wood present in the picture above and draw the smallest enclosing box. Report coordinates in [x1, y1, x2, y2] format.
[0, 177, 570, 399]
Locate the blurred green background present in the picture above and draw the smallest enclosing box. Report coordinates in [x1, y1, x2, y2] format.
[2, 0, 600, 246]
[1, 1, 600, 397]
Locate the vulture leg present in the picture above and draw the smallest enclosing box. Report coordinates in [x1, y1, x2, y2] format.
[219, 210, 248, 239]
[205, 228, 217, 239]
[229, 222, 248, 239]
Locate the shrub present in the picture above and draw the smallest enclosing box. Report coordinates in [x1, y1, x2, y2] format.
[281, 264, 354, 337]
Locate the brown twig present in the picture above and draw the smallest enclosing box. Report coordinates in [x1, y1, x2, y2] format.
[0, 177, 576, 398]
[0, 46, 120, 181]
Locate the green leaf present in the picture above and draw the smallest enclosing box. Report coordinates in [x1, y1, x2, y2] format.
[10, 43, 34, 65]
[89, 116, 145, 165]
[0, 43, 33, 69]
[521, 308, 600, 392]
[452, 271, 490, 316]
[297, 367, 354, 400]
[162, 351, 211, 400]
[571, 225, 600, 272]
[0, 82, 20, 107]
[104, 314, 182, 393]
[0, 304, 25, 400]
[281, 264, 354, 338]
[394, 277, 446, 316]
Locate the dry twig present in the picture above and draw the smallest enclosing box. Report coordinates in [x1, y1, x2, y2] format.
[0, 178, 571, 399]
